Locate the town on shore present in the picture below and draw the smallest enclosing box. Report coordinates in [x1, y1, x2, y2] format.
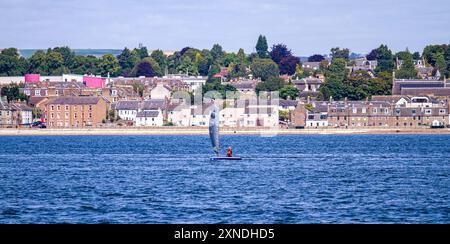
[0, 36, 449, 132]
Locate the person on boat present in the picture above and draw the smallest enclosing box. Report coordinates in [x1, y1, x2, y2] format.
[227, 146, 233, 157]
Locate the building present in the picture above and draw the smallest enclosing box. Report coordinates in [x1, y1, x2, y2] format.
[115, 99, 167, 125]
[45, 96, 108, 128]
[293, 78, 324, 93]
[167, 103, 191, 126]
[302, 62, 321, 71]
[305, 102, 329, 127]
[392, 77, 450, 96]
[135, 110, 163, 126]
[0, 99, 33, 128]
[150, 83, 172, 99]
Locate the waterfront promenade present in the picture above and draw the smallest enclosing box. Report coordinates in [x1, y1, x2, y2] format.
[1, 127, 449, 136]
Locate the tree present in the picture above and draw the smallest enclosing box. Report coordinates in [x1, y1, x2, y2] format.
[99, 54, 120, 77]
[295, 63, 305, 78]
[373, 45, 395, 74]
[28, 50, 48, 74]
[202, 81, 238, 99]
[117, 48, 139, 76]
[396, 51, 418, 79]
[279, 55, 301, 75]
[308, 54, 325, 62]
[255, 77, 285, 94]
[255, 35, 269, 58]
[132, 83, 145, 97]
[0, 48, 28, 76]
[250, 58, 279, 81]
[325, 58, 348, 82]
[366, 49, 378, 61]
[52, 46, 75, 68]
[269, 44, 292, 64]
[198, 49, 213, 76]
[151, 49, 167, 73]
[237, 48, 248, 66]
[70, 55, 100, 75]
[46, 51, 65, 75]
[412, 52, 421, 60]
[134, 46, 149, 59]
[134, 61, 155, 77]
[319, 58, 348, 100]
[279, 85, 299, 100]
[1, 84, 28, 103]
[423, 44, 447, 66]
[177, 56, 198, 75]
[210, 44, 224, 63]
[433, 52, 447, 78]
[330, 47, 350, 61]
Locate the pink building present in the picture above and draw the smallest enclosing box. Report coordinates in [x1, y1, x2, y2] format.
[83, 76, 105, 88]
[25, 74, 41, 83]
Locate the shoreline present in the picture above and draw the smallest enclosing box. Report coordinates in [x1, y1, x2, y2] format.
[1, 128, 450, 136]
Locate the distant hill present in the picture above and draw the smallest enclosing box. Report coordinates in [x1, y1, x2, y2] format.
[19, 49, 122, 58]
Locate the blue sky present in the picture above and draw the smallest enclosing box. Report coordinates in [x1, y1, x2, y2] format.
[1, 0, 449, 55]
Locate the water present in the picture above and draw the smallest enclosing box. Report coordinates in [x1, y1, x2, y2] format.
[0, 135, 449, 223]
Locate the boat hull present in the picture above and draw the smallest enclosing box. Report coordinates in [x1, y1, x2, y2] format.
[210, 157, 242, 161]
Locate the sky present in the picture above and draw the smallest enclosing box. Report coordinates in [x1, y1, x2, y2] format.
[0, 0, 449, 56]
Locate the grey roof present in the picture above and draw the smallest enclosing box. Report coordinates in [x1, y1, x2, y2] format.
[142, 99, 166, 110]
[136, 111, 159, 118]
[279, 99, 298, 107]
[115, 101, 139, 110]
[47, 96, 101, 105]
[115, 99, 167, 111]
[0, 101, 33, 111]
[232, 82, 255, 90]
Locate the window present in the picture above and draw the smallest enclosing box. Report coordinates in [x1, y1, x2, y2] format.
[55, 90, 59, 95]
[320, 115, 327, 120]
[152, 118, 155, 121]
[395, 109, 401, 115]
[353, 108, 357, 113]
[51, 105, 55, 111]
[74, 113, 77, 119]
[412, 109, 416, 115]
[65, 105, 69, 110]
[439, 109, 446, 114]
[57, 105, 61, 111]
[24, 89, 30, 95]
[89, 113, 92, 118]
[372, 108, 377, 114]
[50, 113, 54, 119]
[308, 115, 314, 120]
[362, 108, 366, 114]
[35, 89, 40, 96]
[88, 105, 92, 111]
[425, 109, 431, 115]
[57, 113, 61, 119]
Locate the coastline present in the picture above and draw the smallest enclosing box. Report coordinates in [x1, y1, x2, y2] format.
[1, 127, 450, 136]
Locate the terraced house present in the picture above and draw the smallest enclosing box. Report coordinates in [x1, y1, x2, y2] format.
[0, 98, 33, 128]
[45, 97, 108, 128]
[294, 95, 449, 129]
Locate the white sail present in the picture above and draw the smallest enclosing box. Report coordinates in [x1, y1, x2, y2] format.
[209, 105, 220, 156]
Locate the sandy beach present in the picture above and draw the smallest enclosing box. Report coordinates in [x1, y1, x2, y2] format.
[1, 127, 449, 136]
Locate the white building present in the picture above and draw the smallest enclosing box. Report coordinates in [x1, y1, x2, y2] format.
[151, 83, 172, 100]
[135, 110, 163, 126]
[167, 104, 191, 126]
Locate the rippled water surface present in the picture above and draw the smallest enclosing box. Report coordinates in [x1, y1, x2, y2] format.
[0, 135, 449, 223]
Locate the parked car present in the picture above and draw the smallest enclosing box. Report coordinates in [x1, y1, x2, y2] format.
[32, 121, 47, 128]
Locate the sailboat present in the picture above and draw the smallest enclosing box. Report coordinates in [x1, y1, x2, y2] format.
[209, 104, 242, 161]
